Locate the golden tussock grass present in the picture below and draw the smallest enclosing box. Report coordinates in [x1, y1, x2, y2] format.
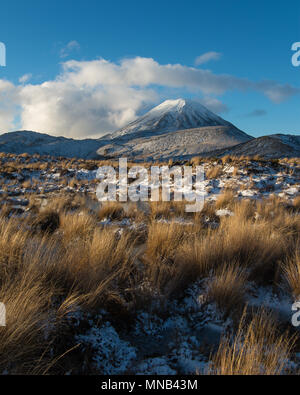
[207, 309, 296, 375]
[232, 167, 239, 177]
[206, 263, 247, 316]
[282, 253, 300, 299]
[145, 221, 188, 265]
[97, 201, 125, 220]
[0, 190, 298, 373]
[176, 212, 293, 285]
[30, 209, 60, 234]
[293, 196, 300, 210]
[0, 278, 54, 373]
[143, 221, 201, 298]
[0, 212, 136, 372]
[56, 227, 135, 309]
[206, 166, 223, 179]
[149, 200, 187, 219]
[215, 189, 236, 209]
[59, 211, 96, 243]
[43, 193, 87, 213]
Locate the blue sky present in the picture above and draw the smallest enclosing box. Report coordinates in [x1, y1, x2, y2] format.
[0, 0, 299, 138]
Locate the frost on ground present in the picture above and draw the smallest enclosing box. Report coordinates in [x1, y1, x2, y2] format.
[0, 155, 299, 215]
[0, 153, 299, 375]
[69, 280, 231, 374]
[76, 323, 136, 374]
[66, 278, 299, 375]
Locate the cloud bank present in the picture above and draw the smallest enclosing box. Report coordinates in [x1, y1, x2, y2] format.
[0, 57, 299, 138]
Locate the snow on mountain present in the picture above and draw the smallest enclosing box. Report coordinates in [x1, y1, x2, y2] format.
[96, 99, 253, 160]
[0, 130, 104, 159]
[106, 98, 246, 140]
[97, 125, 253, 161]
[0, 102, 298, 161]
[0, 100, 253, 160]
[209, 134, 300, 159]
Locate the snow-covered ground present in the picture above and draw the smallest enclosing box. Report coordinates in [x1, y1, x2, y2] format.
[66, 278, 299, 375]
[0, 153, 299, 375]
[0, 155, 298, 212]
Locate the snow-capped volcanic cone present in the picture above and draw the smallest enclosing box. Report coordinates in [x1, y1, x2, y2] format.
[97, 99, 253, 160]
[0, 99, 255, 160]
[106, 98, 249, 141]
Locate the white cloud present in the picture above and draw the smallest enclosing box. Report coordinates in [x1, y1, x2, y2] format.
[0, 80, 19, 131]
[60, 57, 299, 99]
[19, 73, 32, 84]
[19, 81, 157, 137]
[195, 52, 222, 65]
[60, 40, 80, 58]
[198, 97, 229, 114]
[0, 56, 299, 137]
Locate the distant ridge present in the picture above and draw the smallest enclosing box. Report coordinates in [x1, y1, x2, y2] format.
[206, 134, 300, 159]
[0, 130, 103, 159]
[0, 101, 298, 160]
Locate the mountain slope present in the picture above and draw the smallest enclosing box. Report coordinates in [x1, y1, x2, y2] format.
[106, 98, 250, 141]
[0, 130, 298, 161]
[207, 134, 300, 159]
[0, 131, 104, 159]
[0, 99, 253, 160]
[1, 102, 298, 160]
[97, 125, 253, 161]
[97, 98, 253, 160]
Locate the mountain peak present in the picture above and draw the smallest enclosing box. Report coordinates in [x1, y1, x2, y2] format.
[143, 98, 217, 117]
[153, 98, 203, 111]
[108, 98, 237, 140]
[152, 98, 188, 111]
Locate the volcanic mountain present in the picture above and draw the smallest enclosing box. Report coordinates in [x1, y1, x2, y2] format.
[1, 100, 297, 160]
[97, 99, 253, 160]
[105, 98, 251, 141]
